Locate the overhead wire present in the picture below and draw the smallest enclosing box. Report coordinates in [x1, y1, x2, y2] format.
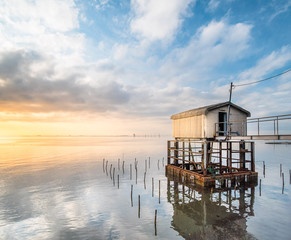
[233, 68, 291, 87]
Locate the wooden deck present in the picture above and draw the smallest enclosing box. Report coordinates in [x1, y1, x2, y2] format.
[166, 164, 258, 188]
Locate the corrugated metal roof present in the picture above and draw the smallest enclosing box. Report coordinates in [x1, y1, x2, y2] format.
[170, 102, 251, 120]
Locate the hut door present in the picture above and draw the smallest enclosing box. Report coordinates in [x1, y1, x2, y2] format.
[218, 112, 227, 136]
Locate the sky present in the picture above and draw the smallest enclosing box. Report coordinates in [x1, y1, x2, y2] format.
[0, 0, 290, 136]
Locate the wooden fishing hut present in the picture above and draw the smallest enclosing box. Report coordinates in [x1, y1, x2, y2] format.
[167, 102, 258, 188]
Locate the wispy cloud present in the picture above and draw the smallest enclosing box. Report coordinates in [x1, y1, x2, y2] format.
[130, 0, 195, 42]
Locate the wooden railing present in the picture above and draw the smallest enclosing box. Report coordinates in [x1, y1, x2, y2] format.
[215, 113, 291, 137]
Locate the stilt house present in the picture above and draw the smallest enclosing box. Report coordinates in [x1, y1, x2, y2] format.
[171, 102, 251, 139]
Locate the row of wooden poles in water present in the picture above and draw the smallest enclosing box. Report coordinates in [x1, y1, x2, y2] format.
[258, 161, 290, 195]
[102, 157, 164, 236]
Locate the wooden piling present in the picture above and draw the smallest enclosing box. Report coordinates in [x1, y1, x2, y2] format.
[131, 185, 133, 207]
[110, 164, 112, 179]
[106, 161, 108, 175]
[136, 167, 137, 185]
[144, 172, 146, 189]
[263, 161, 265, 177]
[122, 161, 125, 174]
[138, 195, 140, 218]
[158, 159, 160, 170]
[149, 157, 151, 169]
[118, 158, 120, 170]
[280, 163, 282, 177]
[118, 174, 119, 189]
[130, 164, 132, 180]
[289, 169, 291, 184]
[154, 209, 157, 236]
[162, 157, 164, 167]
[145, 159, 147, 172]
[282, 172, 285, 194]
[259, 179, 261, 196]
[113, 168, 115, 185]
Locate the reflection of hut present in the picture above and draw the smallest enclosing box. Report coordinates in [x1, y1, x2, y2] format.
[167, 175, 256, 240]
[171, 102, 251, 139]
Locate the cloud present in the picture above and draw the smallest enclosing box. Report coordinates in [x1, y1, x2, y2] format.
[0, 49, 130, 114]
[269, 0, 291, 22]
[159, 20, 252, 82]
[207, 0, 220, 12]
[0, 0, 79, 33]
[130, 0, 195, 42]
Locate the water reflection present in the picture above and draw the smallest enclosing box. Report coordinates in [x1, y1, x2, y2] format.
[167, 174, 257, 240]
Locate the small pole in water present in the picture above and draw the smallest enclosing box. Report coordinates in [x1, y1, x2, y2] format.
[103, 159, 105, 172]
[138, 195, 140, 218]
[159, 180, 161, 204]
[131, 184, 133, 207]
[154, 209, 157, 236]
[289, 169, 291, 184]
[118, 174, 119, 189]
[118, 158, 120, 171]
[113, 168, 115, 185]
[144, 172, 146, 189]
[145, 160, 147, 172]
[259, 179, 261, 196]
[263, 161, 265, 177]
[130, 164, 132, 180]
[162, 157, 164, 167]
[152, 178, 154, 197]
[280, 163, 282, 177]
[106, 161, 108, 175]
[158, 160, 160, 170]
[149, 157, 151, 169]
[136, 167, 138, 184]
[282, 172, 285, 194]
[122, 161, 125, 174]
[110, 164, 112, 179]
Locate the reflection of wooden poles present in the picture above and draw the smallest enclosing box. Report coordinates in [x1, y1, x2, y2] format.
[154, 209, 157, 236]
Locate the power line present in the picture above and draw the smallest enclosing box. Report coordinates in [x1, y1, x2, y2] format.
[233, 68, 291, 87]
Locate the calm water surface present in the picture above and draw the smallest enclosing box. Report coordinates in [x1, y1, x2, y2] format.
[0, 137, 290, 239]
